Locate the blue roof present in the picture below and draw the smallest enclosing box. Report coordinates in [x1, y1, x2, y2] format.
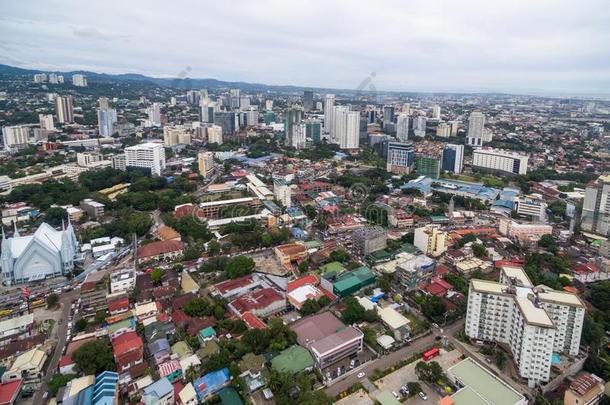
[401, 177, 501, 201]
[193, 368, 231, 400]
[75, 386, 94, 405]
[148, 338, 170, 354]
[143, 377, 173, 400]
[492, 199, 515, 210]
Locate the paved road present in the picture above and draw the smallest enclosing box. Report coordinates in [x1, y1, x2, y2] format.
[325, 320, 464, 397]
[32, 290, 78, 404]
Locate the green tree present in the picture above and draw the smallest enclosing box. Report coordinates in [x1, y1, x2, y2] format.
[48, 374, 76, 396]
[47, 293, 59, 308]
[184, 297, 211, 317]
[589, 281, 610, 311]
[471, 243, 487, 258]
[45, 207, 68, 227]
[225, 256, 255, 279]
[151, 268, 165, 285]
[207, 240, 221, 256]
[300, 299, 321, 316]
[537, 234, 556, 251]
[72, 339, 115, 374]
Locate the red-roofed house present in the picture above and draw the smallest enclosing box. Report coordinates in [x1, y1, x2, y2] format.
[174, 203, 196, 219]
[210, 274, 265, 299]
[137, 240, 184, 264]
[108, 297, 130, 315]
[228, 288, 286, 319]
[0, 379, 22, 405]
[58, 355, 75, 375]
[572, 262, 608, 283]
[112, 331, 144, 374]
[241, 312, 266, 329]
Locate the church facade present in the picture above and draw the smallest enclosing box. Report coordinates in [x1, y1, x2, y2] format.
[1, 221, 78, 285]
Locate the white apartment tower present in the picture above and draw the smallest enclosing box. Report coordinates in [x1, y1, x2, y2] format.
[55, 95, 74, 124]
[333, 107, 359, 149]
[273, 179, 292, 208]
[323, 94, 336, 138]
[198, 151, 215, 179]
[39, 114, 55, 131]
[413, 116, 427, 137]
[413, 224, 447, 257]
[207, 125, 223, 145]
[432, 105, 441, 120]
[72, 74, 88, 87]
[146, 103, 162, 127]
[465, 266, 585, 387]
[124, 142, 166, 176]
[582, 175, 610, 237]
[396, 114, 410, 142]
[466, 111, 485, 147]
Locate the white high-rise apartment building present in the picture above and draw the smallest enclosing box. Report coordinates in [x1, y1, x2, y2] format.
[402, 103, 411, 115]
[413, 116, 427, 137]
[413, 224, 447, 257]
[472, 148, 529, 175]
[207, 125, 223, 145]
[39, 114, 55, 131]
[466, 111, 485, 147]
[246, 107, 259, 127]
[55, 95, 74, 124]
[273, 179, 292, 208]
[97, 98, 117, 137]
[465, 266, 585, 387]
[436, 122, 451, 137]
[48, 73, 64, 84]
[163, 125, 190, 146]
[33, 73, 47, 83]
[124, 142, 166, 176]
[333, 107, 359, 149]
[72, 74, 88, 87]
[432, 105, 441, 120]
[146, 103, 161, 127]
[396, 114, 409, 142]
[582, 175, 610, 236]
[2, 125, 33, 150]
[198, 151, 215, 178]
[324, 94, 336, 138]
[515, 195, 548, 221]
[265, 100, 273, 111]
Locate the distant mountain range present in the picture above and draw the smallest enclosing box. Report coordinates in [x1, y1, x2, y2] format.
[0, 63, 360, 94]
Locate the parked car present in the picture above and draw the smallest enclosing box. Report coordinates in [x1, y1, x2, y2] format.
[392, 391, 400, 400]
[419, 392, 428, 400]
[357, 372, 365, 379]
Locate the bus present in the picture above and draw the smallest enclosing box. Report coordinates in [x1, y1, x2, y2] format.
[422, 347, 440, 361]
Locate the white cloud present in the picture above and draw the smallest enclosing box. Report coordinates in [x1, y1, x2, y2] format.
[1, 0, 609, 95]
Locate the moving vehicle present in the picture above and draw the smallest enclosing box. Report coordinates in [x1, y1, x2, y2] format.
[422, 347, 440, 361]
[392, 391, 400, 400]
[357, 372, 365, 379]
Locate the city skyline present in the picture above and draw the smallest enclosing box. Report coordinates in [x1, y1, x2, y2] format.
[1, 0, 610, 97]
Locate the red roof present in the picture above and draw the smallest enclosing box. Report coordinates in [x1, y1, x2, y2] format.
[173, 381, 185, 399]
[116, 348, 143, 372]
[112, 331, 143, 355]
[229, 288, 285, 315]
[214, 275, 255, 295]
[422, 283, 447, 297]
[174, 203, 196, 219]
[59, 355, 74, 368]
[241, 312, 267, 329]
[186, 317, 216, 336]
[0, 380, 22, 405]
[435, 264, 451, 276]
[572, 263, 599, 274]
[138, 240, 184, 259]
[108, 297, 130, 313]
[287, 274, 319, 292]
[172, 310, 190, 326]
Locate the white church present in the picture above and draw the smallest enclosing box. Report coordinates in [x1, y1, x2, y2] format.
[1, 220, 78, 285]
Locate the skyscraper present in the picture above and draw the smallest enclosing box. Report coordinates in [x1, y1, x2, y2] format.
[396, 114, 409, 142]
[582, 174, 610, 236]
[285, 107, 304, 149]
[333, 107, 359, 149]
[246, 107, 259, 127]
[230, 89, 240, 109]
[323, 94, 335, 138]
[124, 142, 166, 176]
[214, 112, 236, 136]
[201, 101, 216, 123]
[198, 151, 215, 178]
[304, 119, 322, 144]
[72, 74, 87, 87]
[207, 125, 223, 145]
[442, 144, 464, 174]
[146, 103, 161, 127]
[55, 95, 74, 124]
[303, 90, 314, 111]
[432, 105, 441, 120]
[466, 111, 485, 147]
[97, 97, 117, 137]
[413, 116, 427, 137]
[39, 114, 55, 131]
[382, 105, 395, 130]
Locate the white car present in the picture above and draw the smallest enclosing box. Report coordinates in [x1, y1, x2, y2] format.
[419, 392, 428, 400]
[392, 391, 400, 400]
[357, 372, 365, 379]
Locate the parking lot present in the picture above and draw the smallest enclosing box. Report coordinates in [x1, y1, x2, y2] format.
[373, 348, 463, 403]
[335, 389, 374, 405]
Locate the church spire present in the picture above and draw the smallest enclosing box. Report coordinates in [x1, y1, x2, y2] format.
[13, 221, 19, 237]
[2, 226, 5, 240]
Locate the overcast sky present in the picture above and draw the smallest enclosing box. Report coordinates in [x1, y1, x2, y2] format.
[1, 0, 609, 96]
